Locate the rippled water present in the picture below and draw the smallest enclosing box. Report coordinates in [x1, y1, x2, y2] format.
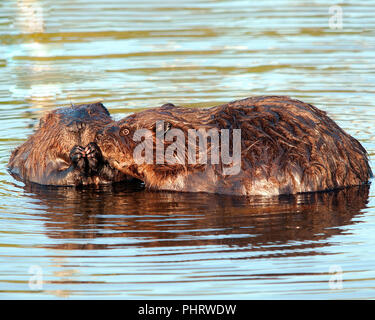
[1, 0, 375, 299]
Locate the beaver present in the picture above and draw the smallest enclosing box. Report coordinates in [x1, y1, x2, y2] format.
[94, 96, 372, 196]
[8, 102, 130, 186]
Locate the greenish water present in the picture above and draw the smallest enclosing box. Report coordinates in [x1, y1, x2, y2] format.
[0, 0, 375, 299]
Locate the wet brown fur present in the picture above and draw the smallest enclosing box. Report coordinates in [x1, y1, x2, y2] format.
[96, 96, 372, 196]
[8, 103, 129, 186]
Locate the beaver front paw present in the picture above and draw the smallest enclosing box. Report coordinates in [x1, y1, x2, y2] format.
[70, 145, 86, 171]
[84, 142, 103, 174]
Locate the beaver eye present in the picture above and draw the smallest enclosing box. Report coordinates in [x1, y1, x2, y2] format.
[120, 127, 130, 136]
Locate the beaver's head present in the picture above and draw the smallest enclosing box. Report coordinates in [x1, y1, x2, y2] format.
[52, 102, 112, 148]
[95, 116, 178, 175]
[94, 120, 138, 172]
[28, 102, 112, 160]
[8, 102, 113, 182]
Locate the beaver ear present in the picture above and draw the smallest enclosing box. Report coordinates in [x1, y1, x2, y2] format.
[38, 117, 45, 128]
[87, 102, 110, 117]
[37, 112, 53, 129]
[161, 103, 175, 108]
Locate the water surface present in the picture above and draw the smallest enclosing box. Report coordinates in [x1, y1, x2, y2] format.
[0, 0, 375, 299]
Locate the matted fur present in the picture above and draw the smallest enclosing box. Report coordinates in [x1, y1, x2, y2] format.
[96, 96, 372, 196]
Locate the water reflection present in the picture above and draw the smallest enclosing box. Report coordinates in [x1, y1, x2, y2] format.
[13, 0, 60, 110]
[16, 0, 45, 34]
[22, 183, 370, 256]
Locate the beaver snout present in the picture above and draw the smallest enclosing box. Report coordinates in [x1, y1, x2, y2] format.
[67, 120, 85, 133]
[95, 126, 127, 163]
[96, 124, 121, 139]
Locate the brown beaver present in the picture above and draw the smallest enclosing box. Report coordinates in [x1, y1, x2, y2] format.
[8, 102, 130, 186]
[95, 96, 372, 196]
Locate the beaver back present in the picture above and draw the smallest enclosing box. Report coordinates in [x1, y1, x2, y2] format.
[97, 96, 372, 195]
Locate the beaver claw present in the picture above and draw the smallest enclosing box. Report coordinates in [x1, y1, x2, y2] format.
[70, 145, 86, 171]
[84, 142, 103, 172]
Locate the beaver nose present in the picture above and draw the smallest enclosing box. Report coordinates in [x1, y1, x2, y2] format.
[95, 126, 120, 142]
